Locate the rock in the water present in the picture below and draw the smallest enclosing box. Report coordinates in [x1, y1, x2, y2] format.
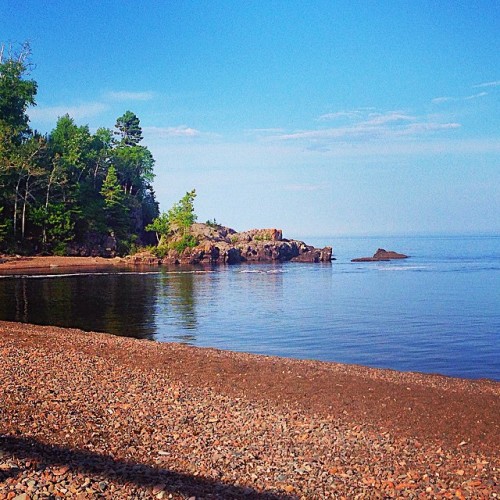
[351, 248, 408, 262]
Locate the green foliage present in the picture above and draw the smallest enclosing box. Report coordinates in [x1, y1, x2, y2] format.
[0, 45, 160, 256]
[101, 165, 124, 208]
[115, 111, 143, 146]
[145, 212, 170, 243]
[151, 245, 169, 258]
[0, 42, 37, 150]
[100, 165, 129, 237]
[52, 242, 68, 256]
[205, 218, 219, 228]
[31, 203, 77, 250]
[114, 144, 155, 195]
[152, 234, 199, 256]
[170, 233, 199, 253]
[168, 189, 197, 234]
[147, 189, 198, 248]
[0, 207, 7, 243]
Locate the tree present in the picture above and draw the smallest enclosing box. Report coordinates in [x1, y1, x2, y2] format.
[114, 111, 143, 146]
[114, 144, 154, 195]
[146, 189, 197, 249]
[0, 42, 39, 244]
[0, 46, 159, 255]
[145, 212, 170, 243]
[31, 202, 76, 253]
[0, 42, 37, 149]
[100, 165, 128, 237]
[169, 189, 197, 234]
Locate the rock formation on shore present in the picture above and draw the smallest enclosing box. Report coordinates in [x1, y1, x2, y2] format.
[129, 223, 333, 265]
[351, 248, 408, 262]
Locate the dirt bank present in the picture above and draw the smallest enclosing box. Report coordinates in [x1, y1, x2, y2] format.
[0, 321, 498, 498]
[0, 255, 126, 273]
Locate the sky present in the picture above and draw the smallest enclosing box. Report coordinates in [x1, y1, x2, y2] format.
[2, 0, 499, 237]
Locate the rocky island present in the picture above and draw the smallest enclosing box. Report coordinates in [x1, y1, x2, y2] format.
[351, 248, 409, 262]
[129, 223, 333, 266]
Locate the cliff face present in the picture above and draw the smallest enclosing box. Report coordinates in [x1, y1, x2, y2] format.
[130, 223, 333, 265]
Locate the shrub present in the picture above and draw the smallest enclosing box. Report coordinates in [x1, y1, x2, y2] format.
[171, 234, 199, 253]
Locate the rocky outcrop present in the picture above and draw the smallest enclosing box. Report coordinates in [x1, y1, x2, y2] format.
[128, 223, 332, 265]
[351, 248, 408, 262]
[67, 232, 118, 258]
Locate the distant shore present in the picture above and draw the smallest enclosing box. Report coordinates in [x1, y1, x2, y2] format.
[1, 320, 498, 498]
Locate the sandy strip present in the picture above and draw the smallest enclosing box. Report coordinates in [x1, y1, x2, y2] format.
[0, 256, 126, 273]
[0, 321, 498, 499]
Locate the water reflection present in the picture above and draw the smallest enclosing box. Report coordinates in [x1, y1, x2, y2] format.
[156, 271, 198, 342]
[0, 272, 158, 340]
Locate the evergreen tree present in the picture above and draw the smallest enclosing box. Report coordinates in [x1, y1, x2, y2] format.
[100, 165, 128, 237]
[114, 110, 143, 146]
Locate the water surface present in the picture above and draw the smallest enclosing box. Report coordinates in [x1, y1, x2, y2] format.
[0, 235, 498, 380]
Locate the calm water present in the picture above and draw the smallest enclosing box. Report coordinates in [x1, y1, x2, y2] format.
[0, 235, 499, 380]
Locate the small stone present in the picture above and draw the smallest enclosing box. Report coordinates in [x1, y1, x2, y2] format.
[13, 494, 29, 500]
[53, 466, 69, 476]
[152, 484, 165, 494]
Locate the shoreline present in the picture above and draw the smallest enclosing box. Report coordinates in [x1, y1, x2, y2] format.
[1, 321, 498, 498]
[0, 255, 127, 273]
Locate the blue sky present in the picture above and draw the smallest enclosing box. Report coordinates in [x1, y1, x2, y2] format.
[2, 0, 499, 237]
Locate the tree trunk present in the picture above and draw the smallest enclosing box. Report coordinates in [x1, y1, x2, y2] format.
[21, 175, 30, 241]
[13, 176, 22, 238]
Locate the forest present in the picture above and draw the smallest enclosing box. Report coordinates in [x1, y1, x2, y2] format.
[0, 43, 160, 256]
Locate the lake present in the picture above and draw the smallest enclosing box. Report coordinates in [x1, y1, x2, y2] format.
[0, 234, 499, 381]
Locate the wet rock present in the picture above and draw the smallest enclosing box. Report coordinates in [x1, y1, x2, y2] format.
[351, 248, 409, 262]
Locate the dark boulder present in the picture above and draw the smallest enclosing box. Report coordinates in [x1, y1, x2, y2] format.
[351, 248, 408, 262]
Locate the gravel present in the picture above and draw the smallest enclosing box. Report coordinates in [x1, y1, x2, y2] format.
[1, 320, 498, 499]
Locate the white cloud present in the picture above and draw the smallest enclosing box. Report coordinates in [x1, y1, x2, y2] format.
[144, 125, 202, 138]
[106, 90, 155, 101]
[432, 90, 488, 104]
[316, 111, 361, 121]
[363, 111, 414, 126]
[395, 122, 461, 135]
[464, 91, 488, 100]
[271, 109, 459, 145]
[473, 80, 500, 88]
[431, 97, 453, 104]
[28, 102, 108, 123]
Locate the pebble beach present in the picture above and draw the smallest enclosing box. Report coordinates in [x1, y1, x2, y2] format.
[1, 318, 498, 499]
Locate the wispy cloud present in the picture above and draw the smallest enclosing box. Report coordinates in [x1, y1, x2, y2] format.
[106, 90, 156, 101]
[316, 111, 361, 121]
[244, 127, 285, 135]
[269, 109, 459, 147]
[28, 102, 109, 123]
[363, 111, 414, 126]
[144, 125, 201, 138]
[464, 91, 488, 100]
[473, 80, 500, 88]
[396, 122, 460, 135]
[431, 96, 453, 104]
[432, 90, 489, 104]
[284, 183, 329, 192]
